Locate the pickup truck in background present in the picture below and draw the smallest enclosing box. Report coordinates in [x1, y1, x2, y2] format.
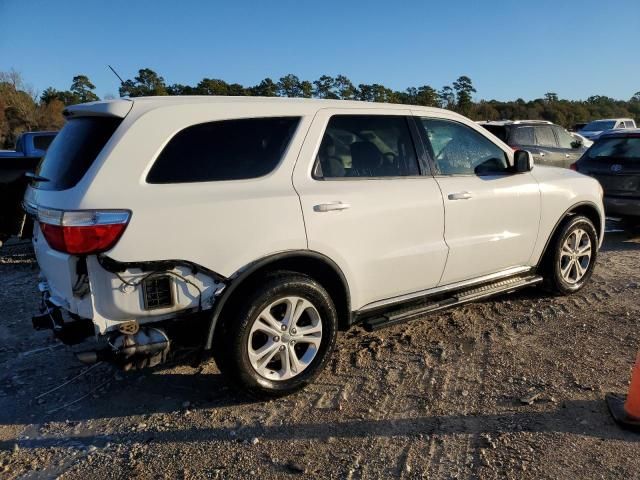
[0, 131, 58, 244]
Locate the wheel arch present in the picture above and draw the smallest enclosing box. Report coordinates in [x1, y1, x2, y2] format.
[204, 251, 351, 350]
[537, 201, 603, 269]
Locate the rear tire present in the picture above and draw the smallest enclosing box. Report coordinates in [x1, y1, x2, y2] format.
[541, 215, 598, 295]
[213, 271, 338, 397]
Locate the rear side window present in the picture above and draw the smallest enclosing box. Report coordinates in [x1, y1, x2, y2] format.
[511, 126, 535, 146]
[534, 126, 557, 147]
[313, 115, 420, 178]
[32, 134, 55, 152]
[35, 117, 122, 191]
[147, 117, 300, 183]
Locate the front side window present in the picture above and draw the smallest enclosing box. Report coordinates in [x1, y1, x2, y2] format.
[419, 118, 509, 176]
[147, 117, 300, 183]
[554, 126, 576, 149]
[313, 115, 420, 179]
[534, 126, 557, 147]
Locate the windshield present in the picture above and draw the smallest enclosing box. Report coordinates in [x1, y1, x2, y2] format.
[582, 120, 616, 132]
[587, 137, 640, 159]
[34, 117, 122, 190]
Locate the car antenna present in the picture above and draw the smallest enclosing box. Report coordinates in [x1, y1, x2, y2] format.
[108, 65, 125, 85]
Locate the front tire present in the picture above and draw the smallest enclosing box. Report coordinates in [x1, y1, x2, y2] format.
[213, 271, 338, 397]
[542, 215, 598, 295]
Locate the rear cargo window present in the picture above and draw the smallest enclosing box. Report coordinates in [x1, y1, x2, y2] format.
[587, 137, 640, 159]
[34, 117, 122, 191]
[147, 117, 300, 183]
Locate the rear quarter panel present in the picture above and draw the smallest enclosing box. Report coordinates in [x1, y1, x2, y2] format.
[529, 166, 605, 264]
[76, 103, 313, 277]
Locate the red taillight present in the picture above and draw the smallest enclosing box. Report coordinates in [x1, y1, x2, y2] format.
[569, 162, 578, 171]
[37, 208, 130, 255]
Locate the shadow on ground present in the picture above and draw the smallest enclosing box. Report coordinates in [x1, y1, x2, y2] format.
[1, 397, 637, 451]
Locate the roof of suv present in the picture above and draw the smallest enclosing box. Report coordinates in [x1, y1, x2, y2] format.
[478, 120, 554, 126]
[64, 96, 452, 119]
[588, 118, 634, 122]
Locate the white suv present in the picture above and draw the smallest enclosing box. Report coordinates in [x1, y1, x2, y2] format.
[25, 97, 605, 396]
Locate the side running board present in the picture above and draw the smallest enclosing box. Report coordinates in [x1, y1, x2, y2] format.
[363, 274, 543, 331]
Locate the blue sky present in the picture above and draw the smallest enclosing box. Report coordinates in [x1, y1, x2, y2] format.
[1, 0, 639, 101]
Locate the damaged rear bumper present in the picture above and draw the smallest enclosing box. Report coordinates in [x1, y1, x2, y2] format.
[32, 302, 95, 345]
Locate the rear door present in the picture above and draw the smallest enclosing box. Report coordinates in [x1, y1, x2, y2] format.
[508, 126, 541, 160]
[293, 108, 449, 310]
[553, 125, 583, 168]
[532, 125, 565, 167]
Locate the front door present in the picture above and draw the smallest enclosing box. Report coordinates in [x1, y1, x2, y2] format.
[414, 115, 541, 285]
[553, 125, 584, 168]
[293, 109, 449, 310]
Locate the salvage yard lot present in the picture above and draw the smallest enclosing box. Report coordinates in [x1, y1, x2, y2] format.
[1, 224, 639, 479]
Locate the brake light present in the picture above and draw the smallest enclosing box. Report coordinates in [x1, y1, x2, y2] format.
[37, 208, 130, 255]
[570, 162, 578, 171]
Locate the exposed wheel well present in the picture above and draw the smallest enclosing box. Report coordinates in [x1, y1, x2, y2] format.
[209, 253, 351, 348]
[567, 204, 602, 238]
[539, 202, 602, 269]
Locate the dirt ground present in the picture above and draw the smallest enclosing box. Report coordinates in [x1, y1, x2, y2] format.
[1, 222, 639, 480]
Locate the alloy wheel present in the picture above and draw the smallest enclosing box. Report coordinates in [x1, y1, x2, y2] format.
[559, 228, 592, 284]
[247, 296, 323, 381]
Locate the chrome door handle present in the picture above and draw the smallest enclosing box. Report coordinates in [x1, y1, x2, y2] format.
[448, 192, 472, 200]
[539, 151, 545, 157]
[314, 202, 351, 212]
[565, 154, 571, 158]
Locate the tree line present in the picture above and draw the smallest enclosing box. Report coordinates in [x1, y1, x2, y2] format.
[2, 67, 640, 148]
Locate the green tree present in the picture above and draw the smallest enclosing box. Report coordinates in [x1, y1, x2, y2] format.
[334, 75, 357, 100]
[40, 87, 61, 105]
[166, 83, 196, 95]
[196, 78, 230, 96]
[313, 75, 338, 99]
[453, 76, 476, 115]
[250, 78, 278, 97]
[227, 83, 246, 96]
[413, 85, 439, 107]
[544, 92, 559, 103]
[70, 75, 99, 103]
[277, 74, 305, 97]
[438, 85, 456, 110]
[119, 68, 168, 97]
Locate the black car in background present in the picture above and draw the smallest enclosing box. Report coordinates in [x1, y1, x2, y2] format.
[574, 130, 640, 223]
[0, 131, 58, 244]
[479, 120, 587, 168]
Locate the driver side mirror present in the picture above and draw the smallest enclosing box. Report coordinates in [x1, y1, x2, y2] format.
[513, 150, 534, 172]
